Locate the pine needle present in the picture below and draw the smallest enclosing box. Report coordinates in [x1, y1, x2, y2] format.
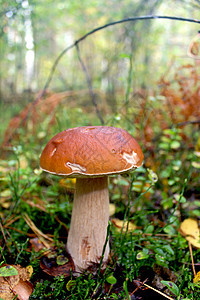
[143, 283, 175, 300]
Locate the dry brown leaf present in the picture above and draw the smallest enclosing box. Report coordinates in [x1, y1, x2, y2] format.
[179, 218, 200, 248]
[30, 237, 47, 252]
[30, 237, 75, 277]
[39, 257, 74, 277]
[39, 249, 75, 277]
[13, 280, 33, 300]
[0, 264, 33, 300]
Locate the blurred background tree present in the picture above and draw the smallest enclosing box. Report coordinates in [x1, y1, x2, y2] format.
[1, 0, 200, 144]
[1, 0, 199, 100]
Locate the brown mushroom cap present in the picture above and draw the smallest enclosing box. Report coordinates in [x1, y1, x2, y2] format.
[40, 126, 144, 177]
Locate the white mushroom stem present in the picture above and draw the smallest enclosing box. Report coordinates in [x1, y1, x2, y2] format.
[67, 176, 110, 272]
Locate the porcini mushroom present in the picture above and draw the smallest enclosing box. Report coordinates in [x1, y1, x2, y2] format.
[40, 126, 143, 272]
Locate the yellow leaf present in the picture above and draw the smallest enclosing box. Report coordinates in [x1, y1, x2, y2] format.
[194, 151, 200, 157]
[109, 203, 116, 216]
[192, 161, 200, 169]
[112, 218, 136, 233]
[37, 131, 46, 139]
[1, 189, 12, 198]
[193, 271, 200, 284]
[19, 155, 28, 169]
[59, 178, 76, 189]
[179, 218, 200, 248]
[26, 265, 33, 278]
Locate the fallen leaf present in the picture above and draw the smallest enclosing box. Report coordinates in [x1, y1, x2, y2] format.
[193, 271, 200, 284]
[109, 203, 116, 216]
[30, 238, 75, 277]
[179, 218, 200, 248]
[30, 237, 46, 252]
[0, 265, 18, 277]
[56, 255, 69, 266]
[111, 218, 136, 233]
[192, 161, 200, 169]
[13, 280, 33, 300]
[0, 264, 33, 300]
[59, 178, 76, 190]
[39, 251, 74, 277]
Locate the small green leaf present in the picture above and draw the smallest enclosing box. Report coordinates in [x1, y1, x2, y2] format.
[194, 200, 200, 207]
[163, 225, 176, 235]
[168, 179, 175, 186]
[159, 142, 169, 150]
[155, 254, 168, 267]
[161, 280, 179, 296]
[163, 245, 174, 255]
[145, 225, 154, 233]
[163, 129, 177, 136]
[155, 248, 165, 256]
[136, 248, 149, 260]
[160, 168, 171, 178]
[170, 141, 180, 149]
[161, 136, 171, 143]
[117, 178, 129, 186]
[147, 169, 158, 183]
[56, 255, 68, 265]
[66, 279, 76, 291]
[106, 275, 117, 285]
[192, 209, 200, 217]
[0, 265, 18, 277]
[174, 194, 186, 203]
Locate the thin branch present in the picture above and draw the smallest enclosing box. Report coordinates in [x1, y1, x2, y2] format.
[19, 15, 200, 126]
[188, 241, 196, 277]
[175, 119, 200, 127]
[143, 283, 175, 300]
[36, 15, 200, 103]
[0, 220, 11, 255]
[75, 44, 105, 125]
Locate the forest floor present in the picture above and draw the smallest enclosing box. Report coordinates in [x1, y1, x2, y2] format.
[0, 63, 200, 299]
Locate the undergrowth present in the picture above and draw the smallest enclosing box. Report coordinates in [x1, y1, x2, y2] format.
[0, 63, 200, 299]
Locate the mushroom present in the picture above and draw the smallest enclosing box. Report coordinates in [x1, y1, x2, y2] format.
[40, 126, 144, 272]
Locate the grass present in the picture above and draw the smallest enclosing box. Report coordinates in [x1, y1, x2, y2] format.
[0, 88, 200, 299]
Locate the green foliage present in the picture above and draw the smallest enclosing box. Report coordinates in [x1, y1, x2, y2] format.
[0, 14, 200, 296]
[161, 280, 179, 296]
[30, 276, 67, 299]
[0, 265, 18, 277]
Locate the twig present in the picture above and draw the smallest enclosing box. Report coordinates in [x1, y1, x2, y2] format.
[130, 278, 148, 296]
[8, 15, 200, 136]
[23, 213, 53, 249]
[40, 15, 200, 99]
[75, 44, 104, 125]
[55, 215, 69, 233]
[188, 241, 196, 277]
[143, 283, 175, 300]
[4, 226, 37, 237]
[32, 15, 200, 112]
[175, 119, 200, 127]
[4, 215, 20, 227]
[0, 220, 11, 254]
